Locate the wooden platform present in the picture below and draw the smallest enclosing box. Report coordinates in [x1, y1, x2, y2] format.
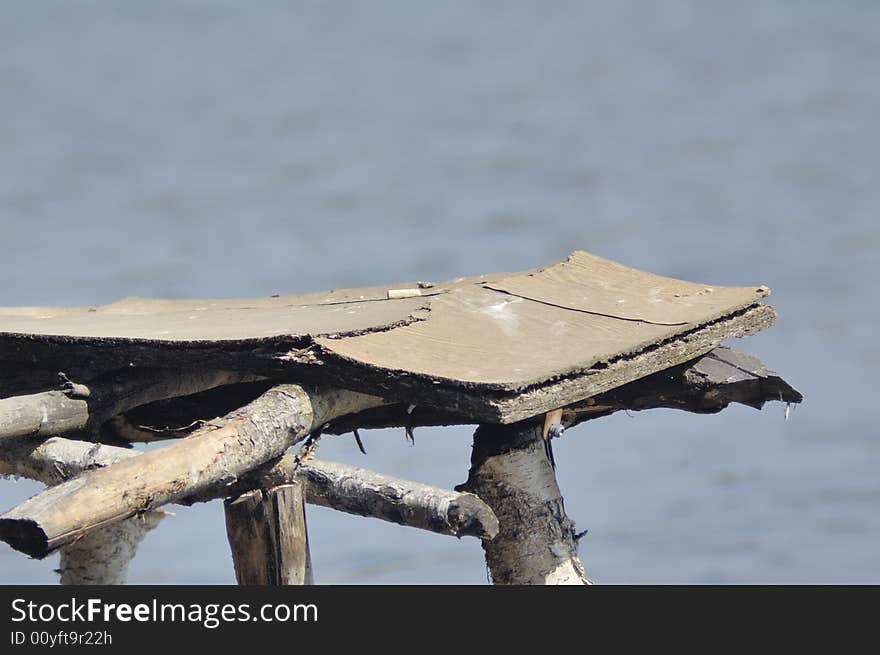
[0, 251, 775, 423]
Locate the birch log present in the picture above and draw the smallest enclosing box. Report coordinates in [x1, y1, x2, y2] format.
[209, 456, 499, 540]
[457, 423, 591, 585]
[0, 435, 498, 542]
[0, 434, 164, 584]
[0, 368, 262, 441]
[224, 483, 313, 585]
[0, 384, 383, 558]
[58, 512, 165, 585]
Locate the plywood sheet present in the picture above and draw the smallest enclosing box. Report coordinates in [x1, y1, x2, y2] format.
[314, 251, 769, 390]
[0, 251, 774, 421]
[0, 286, 433, 343]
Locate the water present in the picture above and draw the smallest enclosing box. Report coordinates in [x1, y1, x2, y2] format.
[1, 1, 877, 583]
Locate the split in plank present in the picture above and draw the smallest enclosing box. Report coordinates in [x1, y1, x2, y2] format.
[0, 250, 777, 423]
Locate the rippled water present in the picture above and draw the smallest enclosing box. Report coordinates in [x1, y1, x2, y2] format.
[1, 1, 878, 583]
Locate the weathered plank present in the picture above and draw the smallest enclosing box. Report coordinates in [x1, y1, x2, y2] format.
[561, 345, 803, 428]
[0, 251, 775, 424]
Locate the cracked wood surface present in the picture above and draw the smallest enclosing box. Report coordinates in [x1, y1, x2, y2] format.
[0, 250, 775, 423]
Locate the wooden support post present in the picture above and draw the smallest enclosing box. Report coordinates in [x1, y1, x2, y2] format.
[458, 422, 591, 585]
[58, 512, 164, 585]
[224, 483, 313, 585]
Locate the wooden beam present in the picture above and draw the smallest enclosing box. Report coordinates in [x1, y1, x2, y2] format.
[298, 459, 498, 541]
[224, 483, 312, 585]
[457, 423, 591, 585]
[0, 385, 383, 558]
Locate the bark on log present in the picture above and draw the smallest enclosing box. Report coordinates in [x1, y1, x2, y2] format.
[457, 423, 591, 585]
[300, 459, 499, 540]
[0, 390, 89, 440]
[0, 435, 498, 541]
[0, 368, 262, 441]
[0, 434, 141, 482]
[0, 384, 383, 558]
[0, 434, 164, 585]
[58, 512, 164, 585]
[210, 456, 500, 540]
[224, 483, 313, 585]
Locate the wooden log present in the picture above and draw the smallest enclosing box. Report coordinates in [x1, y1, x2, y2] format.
[300, 459, 499, 540]
[0, 435, 498, 541]
[224, 483, 312, 585]
[0, 434, 141, 482]
[208, 456, 500, 540]
[58, 512, 164, 585]
[0, 390, 89, 440]
[0, 433, 164, 585]
[0, 368, 262, 441]
[457, 423, 591, 585]
[0, 384, 383, 558]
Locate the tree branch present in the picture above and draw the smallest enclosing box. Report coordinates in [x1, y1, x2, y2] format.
[0, 385, 382, 558]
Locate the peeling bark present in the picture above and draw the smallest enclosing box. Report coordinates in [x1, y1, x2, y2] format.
[58, 512, 164, 585]
[0, 435, 498, 542]
[223, 456, 500, 540]
[458, 423, 590, 585]
[0, 385, 382, 558]
[0, 432, 164, 584]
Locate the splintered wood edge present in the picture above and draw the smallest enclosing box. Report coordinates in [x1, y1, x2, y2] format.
[331, 302, 776, 425]
[269, 302, 778, 425]
[489, 303, 777, 423]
